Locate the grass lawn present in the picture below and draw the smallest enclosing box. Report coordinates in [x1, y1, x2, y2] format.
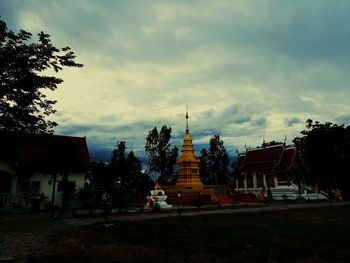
[28, 205, 350, 263]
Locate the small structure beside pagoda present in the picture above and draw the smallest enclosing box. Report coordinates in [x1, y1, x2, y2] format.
[144, 182, 172, 210]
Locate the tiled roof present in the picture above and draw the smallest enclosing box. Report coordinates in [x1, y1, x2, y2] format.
[234, 155, 246, 170]
[0, 131, 90, 173]
[237, 144, 296, 172]
[279, 147, 297, 170]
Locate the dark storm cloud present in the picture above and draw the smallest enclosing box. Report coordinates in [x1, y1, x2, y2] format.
[219, 104, 252, 124]
[57, 120, 162, 137]
[192, 129, 222, 138]
[285, 117, 303, 127]
[335, 115, 350, 125]
[3, 0, 350, 160]
[199, 104, 252, 126]
[219, 1, 350, 66]
[251, 117, 267, 127]
[0, 1, 19, 28]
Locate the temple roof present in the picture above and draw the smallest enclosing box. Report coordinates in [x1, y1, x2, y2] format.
[0, 131, 90, 173]
[235, 155, 246, 169]
[279, 147, 297, 170]
[236, 144, 297, 172]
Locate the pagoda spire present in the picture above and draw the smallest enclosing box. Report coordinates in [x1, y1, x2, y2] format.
[174, 107, 203, 191]
[186, 105, 189, 132]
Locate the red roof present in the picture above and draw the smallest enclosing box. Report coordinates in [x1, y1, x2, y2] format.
[237, 144, 296, 172]
[279, 147, 297, 170]
[234, 155, 246, 170]
[0, 131, 90, 173]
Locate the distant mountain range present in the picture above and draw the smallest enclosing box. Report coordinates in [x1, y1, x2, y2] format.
[89, 148, 238, 172]
[89, 148, 112, 163]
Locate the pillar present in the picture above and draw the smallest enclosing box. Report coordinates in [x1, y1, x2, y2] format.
[10, 175, 18, 205]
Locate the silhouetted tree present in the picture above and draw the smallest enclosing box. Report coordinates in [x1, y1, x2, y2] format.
[111, 141, 146, 210]
[200, 135, 229, 185]
[111, 141, 126, 186]
[126, 151, 148, 191]
[199, 148, 210, 184]
[79, 162, 111, 209]
[90, 161, 112, 191]
[110, 142, 146, 189]
[0, 18, 83, 133]
[145, 125, 178, 185]
[294, 119, 350, 199]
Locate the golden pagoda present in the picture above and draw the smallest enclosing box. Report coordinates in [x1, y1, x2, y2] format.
[165, 110, 216, 203]
[174, 111, 204, 190]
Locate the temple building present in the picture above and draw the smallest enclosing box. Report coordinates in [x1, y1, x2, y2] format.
[233, 144, 304, 200]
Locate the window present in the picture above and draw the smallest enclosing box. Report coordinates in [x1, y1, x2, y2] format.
[21, 181, 30, 193]
[58, 181, 76, 192]
[30, 181, 41, 193]
[20, 181, 41, 193]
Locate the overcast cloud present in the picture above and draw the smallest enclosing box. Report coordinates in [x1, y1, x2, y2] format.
[1, 0, 350, 161]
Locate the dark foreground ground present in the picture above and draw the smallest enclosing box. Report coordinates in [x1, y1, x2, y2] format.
[1, 204, 350, 263]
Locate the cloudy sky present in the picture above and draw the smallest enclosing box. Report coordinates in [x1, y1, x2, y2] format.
[2, 0, 350, 161]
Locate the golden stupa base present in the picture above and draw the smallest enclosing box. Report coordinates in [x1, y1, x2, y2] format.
[164, 181, 216, 197]
[173, 177, 204, 190]
[161, 183, 229, 205]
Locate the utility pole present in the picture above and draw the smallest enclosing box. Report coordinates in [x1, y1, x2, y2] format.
[51, 173, 58, 217]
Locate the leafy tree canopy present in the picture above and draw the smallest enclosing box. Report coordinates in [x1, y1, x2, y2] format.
[199, 148, 210, 184]
[90, 161, 112, 190]
[294, 119, 350, 198]
[145, 125, 178, 185]
[0, 18, 83, 133]
[111, 141, 146, 190]
[200, 135, 230, 185]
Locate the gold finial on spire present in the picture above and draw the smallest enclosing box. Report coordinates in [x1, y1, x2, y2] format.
[154, 182, 161, 190]
[186, 105, 189, 132]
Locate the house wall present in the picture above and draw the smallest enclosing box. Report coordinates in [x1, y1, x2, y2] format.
[1, 157, 87, 209]
[0, 160, 17, 206]
[20, 172, 86, 209]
